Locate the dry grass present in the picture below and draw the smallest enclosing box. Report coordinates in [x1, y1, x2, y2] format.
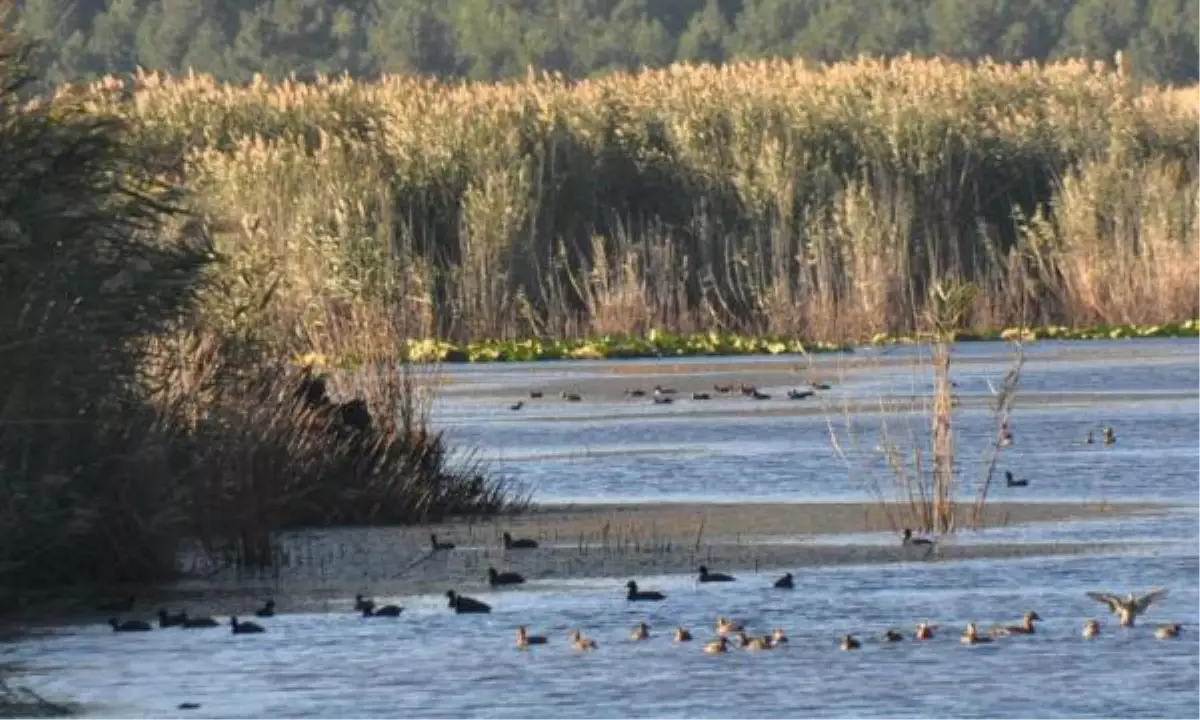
[823, 280, 1025, 535]
[60, 56, 1198, 346]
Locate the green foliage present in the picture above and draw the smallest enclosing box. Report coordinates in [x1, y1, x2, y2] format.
[12, 0, 1200, 87]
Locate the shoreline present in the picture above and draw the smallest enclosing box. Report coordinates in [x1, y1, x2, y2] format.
[388, 323, 1198, 365]
[3, 499, 1172, 625]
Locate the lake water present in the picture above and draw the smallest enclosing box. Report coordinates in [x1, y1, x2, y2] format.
[6, 339, 1198, 718]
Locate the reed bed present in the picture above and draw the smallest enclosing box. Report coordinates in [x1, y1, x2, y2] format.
[73, 56, 1200, 345]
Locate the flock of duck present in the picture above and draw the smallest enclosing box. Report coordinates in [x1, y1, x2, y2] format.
[101, 527, 1181, 656]
[509, 381, 832, 410]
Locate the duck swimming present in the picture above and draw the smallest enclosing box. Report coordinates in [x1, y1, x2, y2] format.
[673, 627, 693, 642]
[1004, 470, 1028, 488]
[1102, 426, 1116, 445]
[901, 528, 934, 547]
[570, 630, 597, 650]
[430, 534, 455, 551]
[353, 594, 375, 612]
[989, 611, 1041, 636]
[750, 389, 771, 400]
[960, 623, 992, 645]
[811, 382, 832, 391]
[715, 617, 744, 635]
[630, 622, 650, 641]
[509, 401, 524, 411]
[704, 637, 729, 654]
[254, 599, 276, 618]
[1082, 619, 1100, 639]
[516, 626, 548, 648]
[560, 391, 582, 402]
[362, 604, 403, 617]
[230, 617, 265, 634]
[1086, 588, 1167, 626]
[1154, 623, 1181, 640]
[840, 635, 860, 650]
[883, 629, 905, 642]
[698, 565, 736, 583]
[488, 567, 526, 586]
[691, 392, 712, 400]
[770, 628, 789, 646]
[446, 590, 491, 614]
[786, 388, 814, 400]
[773, 572, 794, 589]
[744, 635, 772, 651]
[625, 580, 665, 601]
[109, 618, 152, 632]
[502, 532, 538, 550]
[914, 622, 934, 640]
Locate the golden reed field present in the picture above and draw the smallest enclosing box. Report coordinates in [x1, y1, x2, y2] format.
[69, 56, 1200, 351]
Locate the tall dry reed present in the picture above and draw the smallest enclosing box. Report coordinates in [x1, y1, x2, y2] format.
[67, 57, 1197, 346]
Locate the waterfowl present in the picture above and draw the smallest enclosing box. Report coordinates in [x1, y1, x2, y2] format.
[560, 391, 582, 402]
[739, 384, 757, 396]
[181, 615, 219, 628]
[673, 626, 693, 642]
[516, 626, 548, 648]
[625, 388, 646, 398]
[569, 629, 597, 650]
[715, 617, 744, 635]
[914, 622, 934, 640]
[630, 622, 650, 641]
[744, 635, 773, 651]
[1085, 430, 1095, 445]
[446, 590, 491, 614]
[652, 395, 674, 405]
[529, 390, 543, 399]
[698, 565, 736, 583]
[1154, 623, 1181, 640]
[691, 392, 711, 400]
[901, 528, 934, 547]
[960, 623, 992, 645]
[713, 384, 733, 394]
[750, 389, 771, 400]
[177, 703, 201, 710]
[254, 599, 276, 618]
[773, 572, 794, 589]
[786, 388, 814, 400]
[1004, 470, 1028, 488]
[1082, 619, 1100, 639]
[230, 617, 265, 634]
[353, 594, 375, 612]
[883, 629, 905, 642]
[811, 382, 832, 391]
[653, 385, 677, 395]
[157, 609, 188, 628]
[96, 596, 136, 613]
[989, 611, 1041, 636]
[770, 628, 789, 646]
[509, 401, 524, 411]
[1086, 588, 1167, 626]
[109, 618, 152, 632]
[840, 635, 861, 650]
[1102, 426, 1116, 445]
[362, 604, 403, 617]
[430, 534, 456, 551]
[488, 567, 526, 586]
[502, 532, 538, 549]
[704, 637, 729, 654]
[625, 580, 665, 601]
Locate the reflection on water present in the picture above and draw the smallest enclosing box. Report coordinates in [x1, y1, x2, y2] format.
[7, 339, 1199, 718]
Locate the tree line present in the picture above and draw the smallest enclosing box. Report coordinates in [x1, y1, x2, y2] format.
[15, 0, 1199, 87]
